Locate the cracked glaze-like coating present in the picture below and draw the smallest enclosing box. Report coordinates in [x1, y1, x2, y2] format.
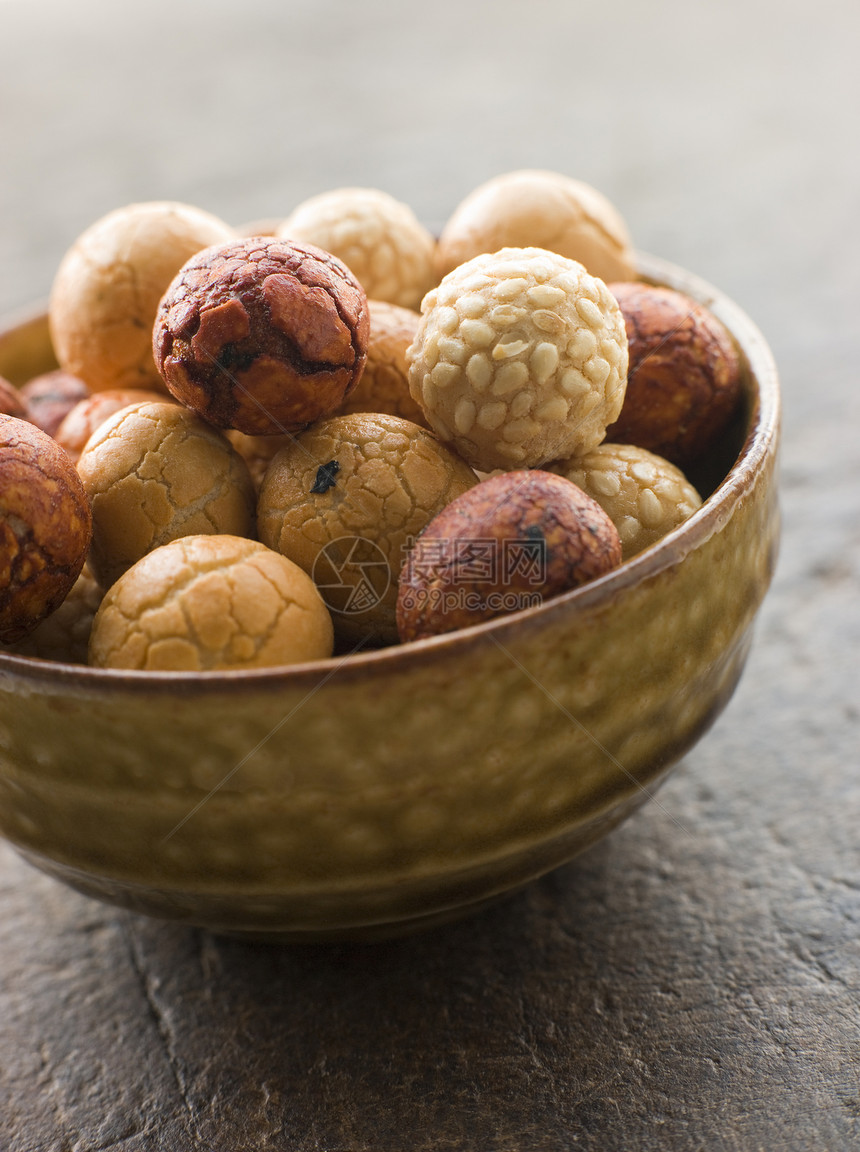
[0, 254, 780, 940]
[153, 236, 369, 436]
[77, 401, 256, 589]
[0, 416, 91, 644]
[258, 412, 477, 644]
[88, 535, 333, 671]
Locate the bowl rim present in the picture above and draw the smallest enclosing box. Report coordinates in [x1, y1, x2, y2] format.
[0, 252, 779, 696]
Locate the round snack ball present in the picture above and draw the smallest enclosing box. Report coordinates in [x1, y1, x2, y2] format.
[225, 429, 293, 492]
[77, 401, 256, 589]
[278, 188, 436, 311]
[153, 236, 370, 436]
[435, 170, 637, 284]
[338, 300, 427, 426]
[49, 201, 235, 394]
[407, 247, 628, 471]
[0, 416, 92, 643]
[397, 470, 622, 642]
[2, 564, 102, 664]
[55, 388, 171, 462]
[547, 443, 701, 559]
[0, 375, 29, 420]
[88, 535, 333, 671]
[605, 281, 742, 466]
[257, 413, 478, 645]
[20, 370, 90, 438]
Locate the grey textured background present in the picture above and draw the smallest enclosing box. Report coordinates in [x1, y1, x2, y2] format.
[1, 1, 859, 1148]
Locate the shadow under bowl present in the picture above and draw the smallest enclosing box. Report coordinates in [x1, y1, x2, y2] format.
[0, 254, 779, 941]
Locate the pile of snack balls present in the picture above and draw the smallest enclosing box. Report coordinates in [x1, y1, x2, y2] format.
[0, 170, 741, 671]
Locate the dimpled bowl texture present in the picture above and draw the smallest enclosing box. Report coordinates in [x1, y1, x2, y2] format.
[0, 255, 779, 941]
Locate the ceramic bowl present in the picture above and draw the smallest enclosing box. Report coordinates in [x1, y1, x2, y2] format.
[0, 254, 779, 941]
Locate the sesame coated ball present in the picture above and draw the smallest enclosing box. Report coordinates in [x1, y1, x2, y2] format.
[257, 413, 478, 646]
[49, 201, 235, 393]
[77, 401, 256, 589]
[435, 170, 637, 283]
[153, 236, 370, 436]
[547, 443, 702, 559]
[278, 188, 436, 311]
[407, 247, 628, 471]
[337, 300, 427, 426]
[88, 535, 333, 671]
[0, 416, 92, 643]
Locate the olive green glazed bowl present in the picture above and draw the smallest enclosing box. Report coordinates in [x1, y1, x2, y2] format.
[0, 254, 779, 941]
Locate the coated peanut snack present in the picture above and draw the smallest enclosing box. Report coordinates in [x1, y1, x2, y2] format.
[55, 388, 170, 462]
[153, 236, 370, 436]
[605, 281, 742, 466]
[435, 169, 637, 284]
[0, 416, 92, 643]
[77, 401, 256, 589]
[278, 188, 436, 311]
[257, 413, 478, 645]
[547, 443, 702, 559]
[88, 535, 333, 671]
[2, 564, 102, 664]
[338, 300, 427, 426]
[407, 247, 628, 471]
[49, 201, 235, 394]
[397, 470, 622, 642]
[19, 370, 90, 438]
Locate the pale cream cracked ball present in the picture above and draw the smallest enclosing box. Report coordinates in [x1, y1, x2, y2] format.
[407, 247, 628, 471]
[77, 401, 256, 589]
[88, 535, 333, 671]
[278, 188, 436, 311]
[49, 201, 235, 394]
[257, 412, 478, 645]
[435, 169, 637, 283]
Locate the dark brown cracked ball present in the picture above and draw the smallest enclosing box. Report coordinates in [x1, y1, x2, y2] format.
[0, 415, 92, 644]
[153, 236, 370, 436]
[396, 470, 622, 642]
[605, 282, 742, 467]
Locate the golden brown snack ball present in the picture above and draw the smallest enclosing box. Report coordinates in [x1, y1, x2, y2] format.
[77, 401, 256, 589]
[20, 370, 90, 438]
[278, 188, 436, 311]
[88, 535, 333, 671]
[0, 375, 29, 421]
[338, 300, 427, 426]
[407, 247, 628, 471]
[547, 443, 701, 559]
[605, 281, 742, 467]
[257, 413, 478, 645]
[49, 201, 235, 394]
[0, 415, 92, 643]
[397, 470, 622, 642]
[435, 170, 637, 283]
[2, 563, 102, 664]
[153, 236, 370, 436]
[54, 388, 169, 462]
[225, 429, 293, 492]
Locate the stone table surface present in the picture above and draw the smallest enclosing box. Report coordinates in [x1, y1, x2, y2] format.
[1, 1, 858, 1148]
